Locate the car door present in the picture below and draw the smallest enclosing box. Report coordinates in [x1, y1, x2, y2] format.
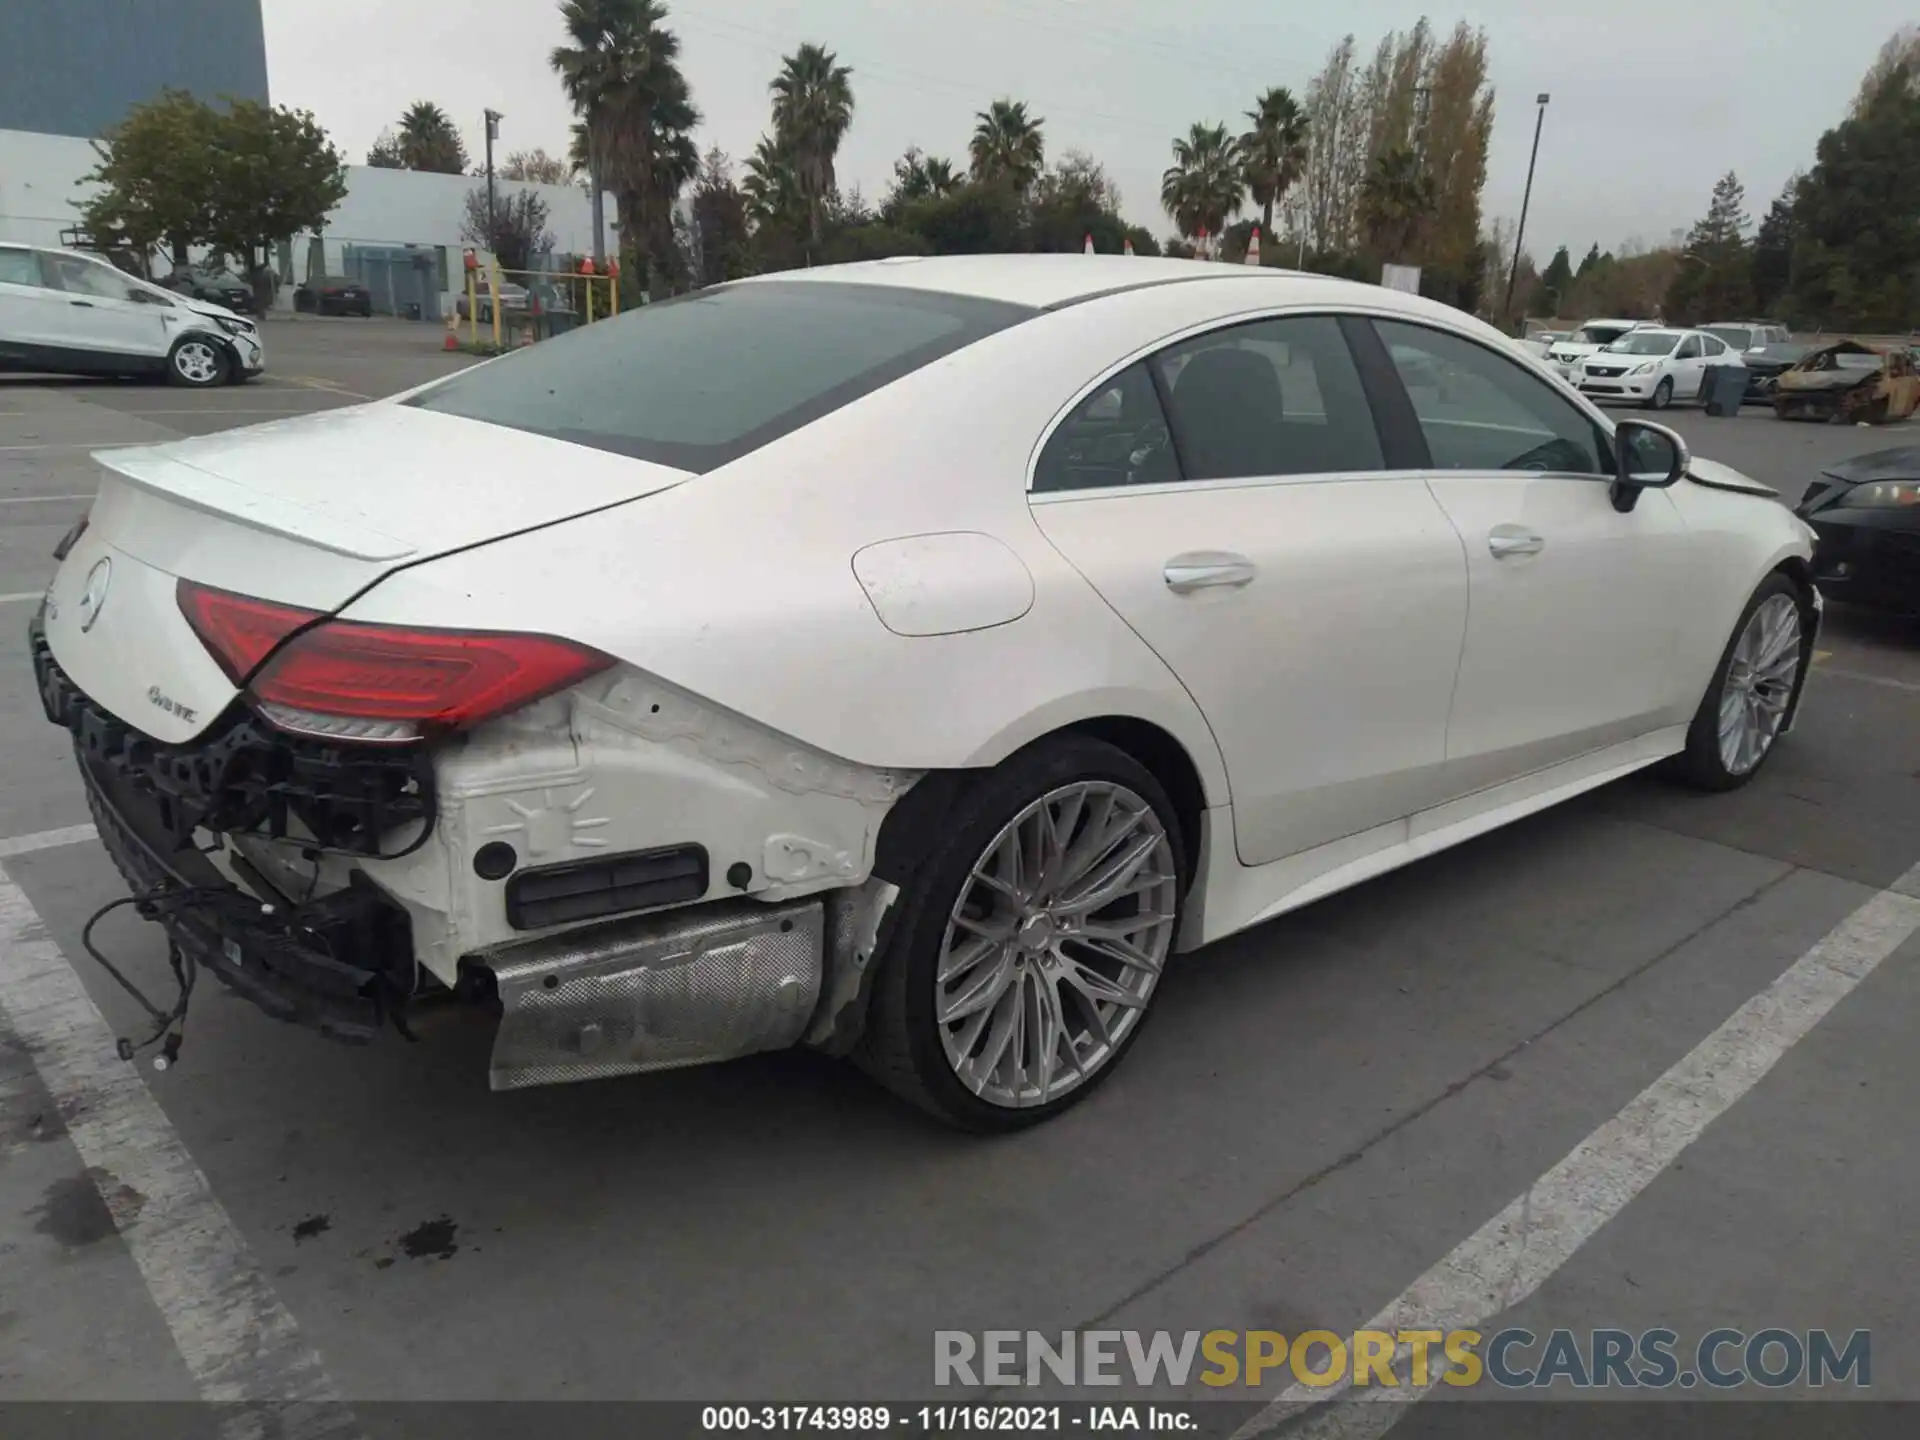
[1369, 317, 1695, 797]
[1672, 333, 1707, 397]
[37, 251, 172, 363]
[0, 245, 78, 362]
[1029, 312, 1469, 868]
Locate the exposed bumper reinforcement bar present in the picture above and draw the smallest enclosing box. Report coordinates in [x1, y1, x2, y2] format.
[478, 897, 826, 1091]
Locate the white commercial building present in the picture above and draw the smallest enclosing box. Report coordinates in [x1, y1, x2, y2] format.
[0, 127, 612, 315]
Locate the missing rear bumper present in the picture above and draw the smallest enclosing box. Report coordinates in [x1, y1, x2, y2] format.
[478, 897, 826, 1090]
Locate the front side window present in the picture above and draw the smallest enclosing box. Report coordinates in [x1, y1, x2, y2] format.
[1033, 363, 1179, 493]
[408, 280, 1033, 472]
[40, 253, 144, 302]
[1146, 314, 1382, 480]
[1375, 318, 1610, 475]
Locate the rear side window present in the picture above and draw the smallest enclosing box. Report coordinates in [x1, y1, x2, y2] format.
[1033, 363, 1180, 493]
[1148, 314, 1383, 480]
[0, 249, 43, 287]
[407, 281, 1033, 473]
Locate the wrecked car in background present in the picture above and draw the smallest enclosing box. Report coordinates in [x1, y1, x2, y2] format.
[1772, 340, 1920, 424]
[1738, 342, 1812, 404]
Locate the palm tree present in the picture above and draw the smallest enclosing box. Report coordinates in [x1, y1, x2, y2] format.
[742, 133, 804, 230]
[770, 42, 855, 247]
[1160, 123, 1243, 245]
[1360, 146, 1433, 261]
[884, 146, 962, 219]
[551, 0, 688, 299]
[1240, 87, 1309, 238]
[396, 101, 468, 174]
[969, 100, 1046, 193]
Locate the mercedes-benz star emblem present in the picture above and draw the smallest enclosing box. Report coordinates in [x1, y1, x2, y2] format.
[77, 557, 112, 634]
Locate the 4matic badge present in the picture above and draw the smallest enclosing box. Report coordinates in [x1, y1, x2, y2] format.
[147, 686, 198, 724]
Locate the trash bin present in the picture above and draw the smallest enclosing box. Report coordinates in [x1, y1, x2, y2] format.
[403, 301, 422, 321]
[1700, 364, 1747, 416]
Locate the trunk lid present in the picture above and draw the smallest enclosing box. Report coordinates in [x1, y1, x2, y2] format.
[42, 402, 689, 743]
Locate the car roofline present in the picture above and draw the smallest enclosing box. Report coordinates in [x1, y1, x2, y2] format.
[1037, 267, 1344, 312]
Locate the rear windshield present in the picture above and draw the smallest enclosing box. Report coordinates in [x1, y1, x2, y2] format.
[407, 280, 1034, 472]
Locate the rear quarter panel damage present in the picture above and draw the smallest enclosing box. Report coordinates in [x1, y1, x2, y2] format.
[356, 668, 917, 986]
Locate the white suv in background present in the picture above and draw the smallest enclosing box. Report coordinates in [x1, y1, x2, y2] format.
[0, 244, 264, 386]
[1545, 318, 1650, 379]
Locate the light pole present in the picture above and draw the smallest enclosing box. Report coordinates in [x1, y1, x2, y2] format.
[484, 109, 503, 245]
[1503, 93, 1549, 325]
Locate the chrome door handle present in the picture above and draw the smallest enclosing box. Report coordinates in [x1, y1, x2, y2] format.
[69, 300, 95, 308]
[1487, 526, 1545, 559]
[1163, 551, 1257, 593]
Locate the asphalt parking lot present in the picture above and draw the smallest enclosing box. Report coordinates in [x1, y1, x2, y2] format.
[2, 319, 1918, 1434]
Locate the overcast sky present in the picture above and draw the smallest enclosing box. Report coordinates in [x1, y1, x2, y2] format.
[263, 0, 1908, 262]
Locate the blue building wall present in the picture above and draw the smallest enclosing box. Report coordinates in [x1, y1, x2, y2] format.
[0, 0, 268, 139]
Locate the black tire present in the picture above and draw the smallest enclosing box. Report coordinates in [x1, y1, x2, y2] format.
[1667, 572, 1812, 792]
[166, 335, 229, 388]
[857, 735, 1187, 1132]
[1647, 376, 1673, 410]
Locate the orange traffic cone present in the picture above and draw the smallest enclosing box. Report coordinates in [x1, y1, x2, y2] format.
[1245, 226, 1262, 266]
[1083, 233, 1095, 254]
[443, 310, 459, 351]
[1123, 236, 1134, 256]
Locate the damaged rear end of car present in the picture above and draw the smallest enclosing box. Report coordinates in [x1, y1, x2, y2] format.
[32, 277, 1044, 1090]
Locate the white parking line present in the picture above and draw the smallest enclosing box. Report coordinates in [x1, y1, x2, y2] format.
[0, 861, 359, 1438]
[1235, 859, 1920, 1440]
[0, 442, 134, 453]
[0, 591, 48, 604]
[0, 492, 95, 503]
[0, 822, 96, 857]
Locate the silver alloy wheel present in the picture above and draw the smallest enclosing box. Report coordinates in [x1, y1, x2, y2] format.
[936, 780, 1179, 1109]
[1718, 593, 1802, 776]
[173, 340, 221, 384]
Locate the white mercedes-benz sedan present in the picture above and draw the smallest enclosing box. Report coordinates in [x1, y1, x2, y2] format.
[33, 255, 1820, 1130]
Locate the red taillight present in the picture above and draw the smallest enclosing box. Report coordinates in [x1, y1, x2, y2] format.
[177, 580, 612, 737]
[177, 580, 319, 684]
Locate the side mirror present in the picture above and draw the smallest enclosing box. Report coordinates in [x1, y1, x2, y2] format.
[1610, 419, 1688, 513]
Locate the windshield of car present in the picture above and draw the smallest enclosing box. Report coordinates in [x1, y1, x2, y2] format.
[407, 280, 1034, 472]
[1701, 326, 1754, 349]
[1574, 325, 1635, 345]
[1833, 352, 1884, 369]
[1602, 331, 1680, 356]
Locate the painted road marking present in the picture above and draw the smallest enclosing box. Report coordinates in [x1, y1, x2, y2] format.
[0, 491, 96, 503]
[281, 376, 375, 400]
[0, 863, 359, 1439]
[1235, 858, 1920, 1440]
[0, 443, 133, 453]
[0, 591, 49, 605]
[1813, 649, 1833, 663]
[0, 823, 97, 858]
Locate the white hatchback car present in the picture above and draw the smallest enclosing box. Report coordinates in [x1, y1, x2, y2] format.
[0, 243, 264, 386]
[34, 256, 1818, 1130]
[1574, 327, 1737, 409]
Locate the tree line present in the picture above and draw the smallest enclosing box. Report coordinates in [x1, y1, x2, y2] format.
[1517, 26, 1920, 333]
[539, 1, 1499, 306]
